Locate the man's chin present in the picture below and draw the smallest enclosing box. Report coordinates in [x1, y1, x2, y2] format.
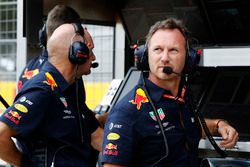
[85, 69, 91, 75]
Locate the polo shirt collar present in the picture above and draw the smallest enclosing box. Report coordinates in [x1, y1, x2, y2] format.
[138, 76, 165, 102]
[41, 61, 70, 91]
[138, 73, 186, 103]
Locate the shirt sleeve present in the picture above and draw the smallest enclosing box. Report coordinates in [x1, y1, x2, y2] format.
[0, 88, 51, 139]
[17, 55, 42, 92]
[101, 105, 136, 166]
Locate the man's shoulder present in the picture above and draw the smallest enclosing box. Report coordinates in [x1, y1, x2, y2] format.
[18, 51, 48, 91]
[25, 51, 48, 70]
[20, 71, 54, 92]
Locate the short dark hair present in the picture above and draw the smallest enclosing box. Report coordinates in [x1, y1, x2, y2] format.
[145, 18, 190, 49]
[46, 5, 81, 37]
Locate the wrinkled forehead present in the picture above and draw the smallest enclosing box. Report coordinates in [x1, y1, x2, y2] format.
[149, 28, 186, 48]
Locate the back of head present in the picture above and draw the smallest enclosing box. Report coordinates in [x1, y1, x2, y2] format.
[46, 5, 81, 38]
[47, 24, 75, 62]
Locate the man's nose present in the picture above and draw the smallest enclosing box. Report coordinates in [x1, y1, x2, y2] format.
[91, 51, 96, 61]
[161, 50, 170, 63]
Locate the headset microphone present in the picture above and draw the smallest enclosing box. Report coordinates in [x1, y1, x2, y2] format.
[163, 66, 182, 76]
[91, 62, 99, 68]
[163, 66, 173, 74]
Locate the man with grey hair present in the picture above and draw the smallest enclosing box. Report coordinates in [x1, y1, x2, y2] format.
[101, 18, 238, 167]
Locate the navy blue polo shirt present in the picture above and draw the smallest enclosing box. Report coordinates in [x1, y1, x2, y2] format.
[0, 61, 99, 167]
[101, 77, 201, 167]
[18, 50, 48, 91]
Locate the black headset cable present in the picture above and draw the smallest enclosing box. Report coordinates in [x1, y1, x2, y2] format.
[75, 65, 85, 144]
[141, 73, 169, 167]
[186, 70, 228, 158]
[0, 94, 10, 108]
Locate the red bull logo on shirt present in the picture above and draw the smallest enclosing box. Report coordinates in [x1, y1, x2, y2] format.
[22, 68, 39, 80]
[105, 143, 118, 150]
[129, 88, 149, 110]
[103, 143, 119, 156]
[43, 72, 58, 91]
[4, 110, 22, 124]
[103, 149, 118, 156]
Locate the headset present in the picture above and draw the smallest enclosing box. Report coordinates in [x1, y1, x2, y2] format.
[68, 23, 90, 64]
[39, 23, 90, 64]
[38, 24, 47, 48]
[134, 44, 200, 75]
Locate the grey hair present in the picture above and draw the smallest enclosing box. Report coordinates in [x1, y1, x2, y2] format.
[145, 18, 190, 49]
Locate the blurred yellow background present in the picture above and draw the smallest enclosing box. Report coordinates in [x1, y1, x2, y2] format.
[0, 81, 110, 113]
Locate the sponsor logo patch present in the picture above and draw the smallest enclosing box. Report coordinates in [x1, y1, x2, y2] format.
[105, 143, 117, 150]
[19, 96, 33, 105]
[14, 104, 28, 113]
[129, 88, 148, 110]
[149, 108, 165, 121]
[22, 68, 39, 80]
[63, 110, 71, 114]
[103, 150, 118, 156]
[109, 122, 122, 130]
[60, 97, 68, 108]
[62, 115, 75, 119]
[107, 132, 120, 140]
[43, 72, 58, 91]
[4, 110, 22, 124]
[155, 122, 175, 135]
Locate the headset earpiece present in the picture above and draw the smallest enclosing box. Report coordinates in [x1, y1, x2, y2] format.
[69, 41, 89, 64]
[39, 24, 47, 48]
[134, 44, 149, 71]
[184, 47, 200, 74]
[68, 23, 89, 64]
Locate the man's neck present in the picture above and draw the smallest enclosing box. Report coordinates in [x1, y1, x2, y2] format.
[148, 73, 181, 96]
[49, 59, 75, 84]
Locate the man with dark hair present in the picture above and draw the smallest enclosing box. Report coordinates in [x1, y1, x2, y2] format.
[46, 5, 81, 38]
[18, 4, 81, 91]
[14, 4, 104, 166]
[101, 18, 238, 167]
[0, 23, 103, 167]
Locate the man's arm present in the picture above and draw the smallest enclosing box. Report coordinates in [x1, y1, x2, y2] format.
[91, 127, 104, 152]
[95, 112, 108, 128]
[0, 121, 22, 167]
[104, 163, 123, 167]
[203, 118, 239, 149]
